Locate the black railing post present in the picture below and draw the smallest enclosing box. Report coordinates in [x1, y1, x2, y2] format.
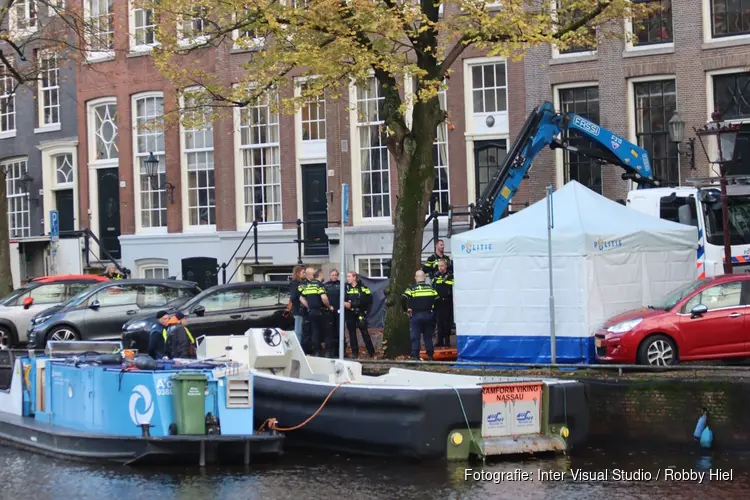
[253, 222, 259, 265]
[432, 211, 439, 253]
[221, 263, 227, 284]
[83, 232, 91, 267]
[296, 219, 303, 264]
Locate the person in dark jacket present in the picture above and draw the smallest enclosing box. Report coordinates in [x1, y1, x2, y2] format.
[289, 265, 306, 345]
[422, 239, 453, 281]
[147, 310, 171, 359]
[104, 264, 125, 280]
[167, 312, 196, 359]
[323, 269, 342, 358]
[432, 259, 454, 347]
[344, 271, 375, 359]
[402, 270, 438, 360]
[299, 269, 332, 357]
[298, 267, 315, 354]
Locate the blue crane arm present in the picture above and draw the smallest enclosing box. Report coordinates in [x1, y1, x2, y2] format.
[472, 101, 659, 226]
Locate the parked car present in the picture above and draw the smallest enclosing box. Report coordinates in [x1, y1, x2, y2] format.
[121, 281, 294, 352]
[0, 275, 110, 348]
[27, 279, 202, 349]
[595, 274, 750, 366]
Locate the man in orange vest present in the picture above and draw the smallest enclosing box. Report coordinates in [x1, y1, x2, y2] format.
[167, 312, 196, 359]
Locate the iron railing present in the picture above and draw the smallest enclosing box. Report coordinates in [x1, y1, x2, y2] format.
[59, 228, 129, 277]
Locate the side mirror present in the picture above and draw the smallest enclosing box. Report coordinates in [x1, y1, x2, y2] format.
[23, 297, 34, 309]
[89, 300, 101, 310]
[193, 305, 206, 317]
[690, 304, 708, 318]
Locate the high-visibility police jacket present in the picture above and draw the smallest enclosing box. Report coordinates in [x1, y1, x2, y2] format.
[401, 282, 438, 313]
[163, 326, 195, 344]
[300, 279, 327, 312]
[345, 282, 372, 315]
[422, 253, 453, 279]
[432, 272, 454, 300]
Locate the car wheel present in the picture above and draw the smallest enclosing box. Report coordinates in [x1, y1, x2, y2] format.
[46, 327, 81, 343]
[0, 326, 16, 350]
[638, 334, 677, 366]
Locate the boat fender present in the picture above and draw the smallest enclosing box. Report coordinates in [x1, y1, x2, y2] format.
[96, 354, 122, 365]
[693, 408, 709, 440]
[134, 356, 157, 371]
[700, 426, 713, 449]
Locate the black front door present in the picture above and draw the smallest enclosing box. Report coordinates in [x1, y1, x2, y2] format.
[474, 140, 508, 203]
[97, 168, 121, 260]
[182, 257, 218, 290]
[55, 190, 74, 233]
[301, 164, 329, 256]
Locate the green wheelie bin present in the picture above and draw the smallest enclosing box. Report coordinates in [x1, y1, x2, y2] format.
[171, 372, 208, 435]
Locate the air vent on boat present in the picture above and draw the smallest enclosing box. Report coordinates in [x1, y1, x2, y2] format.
[226, 378, 252, 408]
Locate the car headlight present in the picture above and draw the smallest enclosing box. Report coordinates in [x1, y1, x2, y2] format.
[607, 318, 643, 334]
[124, 321, 148, 331]
[31, 315, 51, 326]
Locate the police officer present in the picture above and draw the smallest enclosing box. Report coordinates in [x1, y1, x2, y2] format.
[344, 271, 375, 359]
[432, 259, 454, 347]
[298, 267, 315, 354]
[105, 264, 124, 280]
[299, 269, 333, 357]
[323, 269, 342, 358]
[422, 239, 453, 280]
[402, 269, 438, 360]
[289, 266, 306, 345]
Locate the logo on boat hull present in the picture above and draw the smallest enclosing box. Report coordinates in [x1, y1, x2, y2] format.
[129, 384, 155, 425]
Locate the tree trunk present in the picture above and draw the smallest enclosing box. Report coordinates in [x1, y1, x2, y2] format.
[0, 172, 13, 296]
[383, 101, 440, 357]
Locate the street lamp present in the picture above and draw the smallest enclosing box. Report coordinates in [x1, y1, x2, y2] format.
[143, 152, 175, 203]
[695, 111, 741, 274]
[668, 111, 695, 170]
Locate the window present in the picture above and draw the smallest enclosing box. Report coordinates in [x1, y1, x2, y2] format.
[239, 92, 281, 224]
[142, 267, 169, 279]
[138, 285, 185, 307]
[234, 7, 265, 50]
[3, 158, 30, 239]
[301, 88, 326, 141]
[559, 86, 602, 193]
[0, 63, 16, 134]
[356, 77, 391, 218]
[183, 94, 216, 227]
[357, 256, 391, 278]
[132, 6, 157, 49]
[713, 72, 750, 120]
[633, 79, 679, 186]
[28, 284, 66, 305]
[471, 63, 507, 114]
[292, 0, 309, 7]
[659, 196, 698, 228]
[54, 153, 74, 186]
[197, 289, 248, 312]
[91, 101, 119, 160]
[555, 0, 597, 54]
[631, 0, 673, 46]
[683, 282, 743, 312]
[433, 85, 450, 213]
[94, 285, 138, 306]
[37, 52, 60, 127]
[10, 0, 37, 34]
[180, 6, 208, 43]
[133, 94, 166, 229]
[86, 0, 115, 56]
[66, 282, 94, 300]
[711, 0, 750, 38]
[247, 287, 282, 307]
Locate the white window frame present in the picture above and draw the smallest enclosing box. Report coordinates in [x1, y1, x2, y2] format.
[705, 68, 750, 172]
[552, 82, 599, 190]
[0, 61, 17, 139]
[300, 87, 326, 143]
[129, 0, 159, 52]
[84, 0, 116, 61]
[355, 255, 391, 279]
[87, 97, 119, 166]
[36, 51, 61, 132]
[349, 76, 392, 225]
[231, 8, 266, 51]
[702, 0, 750, 46]
[623, 0, 674, 55]
[179, 88, 216, 232]
[177, 6, 210, 47]
[132, 91, 167, 234]
[38, 140, 80, 233]
[136, 258, 170, 279]
[232, 89, 283, 231]
[550, 0, 598, 60]
[2, 157, 31, 239]
[9, 0, 38, 38]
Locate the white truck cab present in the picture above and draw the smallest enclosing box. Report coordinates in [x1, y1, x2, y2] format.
[626, 181, 750, 277]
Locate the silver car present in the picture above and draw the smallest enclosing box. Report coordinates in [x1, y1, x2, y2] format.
[0, 276, 109, 348]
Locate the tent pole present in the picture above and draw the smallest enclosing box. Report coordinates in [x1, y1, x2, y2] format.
[546, 185, 556, 364]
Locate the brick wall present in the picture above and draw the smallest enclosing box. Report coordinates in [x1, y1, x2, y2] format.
[587, 379, 750, 450]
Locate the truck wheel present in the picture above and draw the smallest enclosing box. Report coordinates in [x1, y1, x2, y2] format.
[637, 335, 677, 366]
[0, 326, 16, 349]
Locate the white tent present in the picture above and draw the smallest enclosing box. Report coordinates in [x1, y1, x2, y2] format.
[451, 181, 698, 364]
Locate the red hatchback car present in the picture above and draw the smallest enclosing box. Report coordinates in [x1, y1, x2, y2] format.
[595, 274, 750, 366]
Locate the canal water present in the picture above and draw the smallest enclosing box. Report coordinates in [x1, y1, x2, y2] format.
[1, 446, 749, 499]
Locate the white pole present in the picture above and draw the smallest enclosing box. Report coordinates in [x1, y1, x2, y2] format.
[547, 184, 556, 364]
[339, 184, 348, 360]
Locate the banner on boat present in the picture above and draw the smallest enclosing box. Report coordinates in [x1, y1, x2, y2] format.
[481, 382, 542, 438]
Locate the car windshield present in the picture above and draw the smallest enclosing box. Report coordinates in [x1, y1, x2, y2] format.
[703, 194, 750, 246]
[650, 280, 708, 311]
[0, 283, 35, 305]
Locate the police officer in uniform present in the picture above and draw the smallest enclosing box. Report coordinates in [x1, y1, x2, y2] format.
[299, 269, 333, 357]
[105, 264, 125, 280]
[323, 269, 342, 358]
[402, 269, 438, 360]
[422, 239, 453, 280]
[432, 259, 454, 347]
[344, 271, 375, 359]
[297, 267, 315, 354]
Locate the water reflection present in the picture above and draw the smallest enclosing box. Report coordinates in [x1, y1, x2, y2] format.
[1, 446, 749, 500]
